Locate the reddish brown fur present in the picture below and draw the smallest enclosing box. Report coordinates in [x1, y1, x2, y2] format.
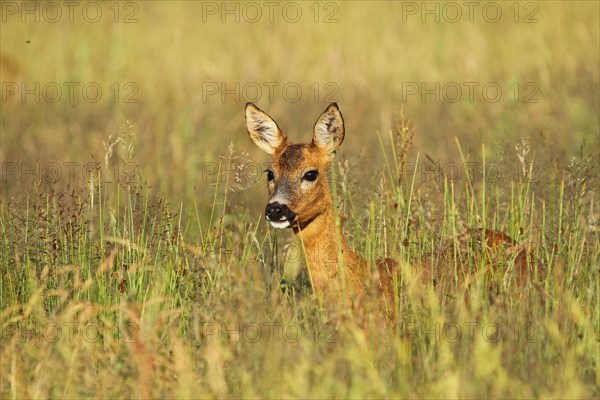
[245, 103, 387, 304]
[245, 103, 541, 316]
[269, 135, 371, 299]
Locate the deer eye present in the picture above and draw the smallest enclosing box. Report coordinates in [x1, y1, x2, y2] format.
[303, 170, 319, 182]
[265, 169, 275, 182]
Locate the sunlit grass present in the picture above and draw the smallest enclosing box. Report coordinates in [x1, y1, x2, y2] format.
[1, 122, 598, 397]
[1, 1, 599, 398]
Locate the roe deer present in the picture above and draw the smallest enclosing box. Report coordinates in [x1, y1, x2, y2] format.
[245, 103, 541, 311]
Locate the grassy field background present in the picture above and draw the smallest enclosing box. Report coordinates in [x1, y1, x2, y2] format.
[1, 1, 599, 398]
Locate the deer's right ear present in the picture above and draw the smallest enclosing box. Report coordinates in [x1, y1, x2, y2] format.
[245, 103, 287, 155]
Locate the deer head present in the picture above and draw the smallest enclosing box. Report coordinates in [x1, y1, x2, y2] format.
[245, 102, 345, 231]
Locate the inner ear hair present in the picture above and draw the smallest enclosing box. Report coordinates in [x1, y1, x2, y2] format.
[313, 103, 345, 152]
[245, 103, 286, 154]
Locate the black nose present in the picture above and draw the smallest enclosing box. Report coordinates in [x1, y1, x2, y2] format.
[265, 202, 296, 221]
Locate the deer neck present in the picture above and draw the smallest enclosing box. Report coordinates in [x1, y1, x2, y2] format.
[292, 202, 363, 295]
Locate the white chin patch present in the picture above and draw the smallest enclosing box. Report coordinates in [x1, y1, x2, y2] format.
[269, 220, 291, 229]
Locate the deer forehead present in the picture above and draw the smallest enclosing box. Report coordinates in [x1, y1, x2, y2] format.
[273, 143, 324, 173]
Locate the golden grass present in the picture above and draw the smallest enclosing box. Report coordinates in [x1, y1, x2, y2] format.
[1, 1, 598, 398]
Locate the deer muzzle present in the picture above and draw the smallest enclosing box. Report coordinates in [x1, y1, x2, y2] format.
[265, 202, 297, 229]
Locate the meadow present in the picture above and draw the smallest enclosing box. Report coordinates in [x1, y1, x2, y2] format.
[1, 1, 599, 398]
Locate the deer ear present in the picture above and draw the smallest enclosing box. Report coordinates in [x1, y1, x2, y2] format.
[312, 103, 345, 153]
[245, 103, 287, 155]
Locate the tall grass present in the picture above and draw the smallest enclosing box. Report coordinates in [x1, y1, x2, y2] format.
[1, 119, 598, 397]
[1, 1, 598, 398]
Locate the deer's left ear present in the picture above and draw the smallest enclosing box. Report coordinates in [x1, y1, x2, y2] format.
[312, 103, 345, 153]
